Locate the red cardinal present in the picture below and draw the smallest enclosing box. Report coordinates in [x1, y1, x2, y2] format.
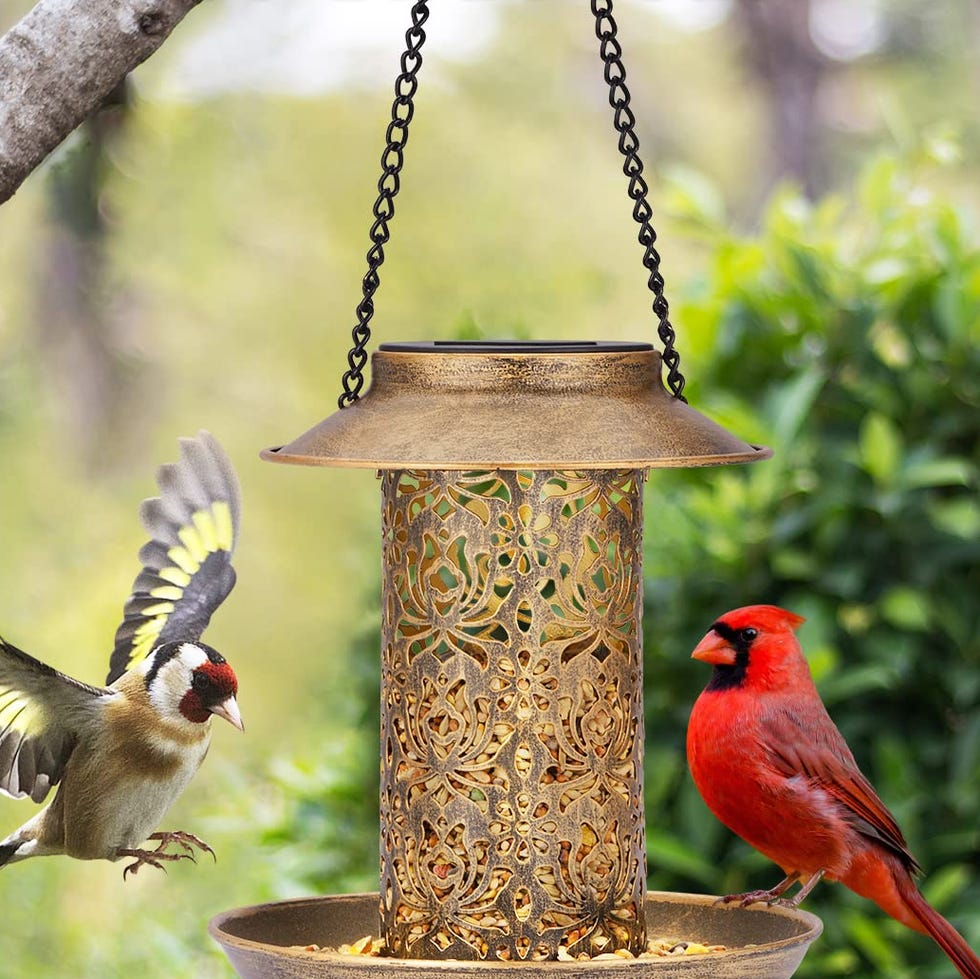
[686, 604, 980, 979]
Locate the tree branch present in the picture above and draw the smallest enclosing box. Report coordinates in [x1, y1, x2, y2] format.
[0, 0, 203, 205]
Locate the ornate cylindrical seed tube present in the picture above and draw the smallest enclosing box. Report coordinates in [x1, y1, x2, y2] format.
[379, 468, 647, 961]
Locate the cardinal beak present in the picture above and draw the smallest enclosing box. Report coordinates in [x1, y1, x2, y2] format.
[210, 696, 244, 731]
[691, 630, 737, 666]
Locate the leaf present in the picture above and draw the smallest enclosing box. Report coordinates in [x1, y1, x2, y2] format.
[921, 863, 970, 910]
[858, 155, 899, 217]
[772, 547, 818, 579]
[806, 644, 839, 684]
[661, 165, 726, 226]
[819, 663, 895, 705]
[859, 412, 902, 485]
[934, 274, 971, 340]
[926, 498, 980, 538]
[645, 830, 718, 888]
[900, 457, 974, 490]
[843, 909, 904, 973]
[864, 257, 908, 286]
[880, 587, 931, 631]
[766, 367, 826, 445]
[789, 246, 830, 299]
[923, 128, 964, 168]
[869, 320, 913, 368]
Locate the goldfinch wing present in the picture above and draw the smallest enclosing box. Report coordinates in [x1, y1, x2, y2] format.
[107, 431, 242, 685]
[0, 637, 111, 803]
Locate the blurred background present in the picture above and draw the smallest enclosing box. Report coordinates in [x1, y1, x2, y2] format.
[0, 0, 976, 975]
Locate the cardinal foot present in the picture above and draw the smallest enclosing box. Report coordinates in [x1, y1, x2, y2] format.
[717, 888, 786, 908]
[148, 830, 216, 862]
[716, 873, 801, 908]
[717, 870, 824, 909]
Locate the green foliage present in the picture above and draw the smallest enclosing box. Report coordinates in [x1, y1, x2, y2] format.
[642, 152, 979, 977]
[254, 616, 381, 898]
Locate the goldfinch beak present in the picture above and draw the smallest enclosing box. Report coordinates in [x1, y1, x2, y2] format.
[210, 696, 244, 731]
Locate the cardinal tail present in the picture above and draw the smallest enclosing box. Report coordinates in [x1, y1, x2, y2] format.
[902, 882, 980, 979]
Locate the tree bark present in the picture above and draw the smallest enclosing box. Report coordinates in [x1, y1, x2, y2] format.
[735, 0, 828, 199]
[0, 0, 203, 205]
[33, 81, 142, 466]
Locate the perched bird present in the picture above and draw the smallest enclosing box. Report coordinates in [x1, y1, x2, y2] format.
[686, 604, 980, 979]
[0, 432, 243, 878]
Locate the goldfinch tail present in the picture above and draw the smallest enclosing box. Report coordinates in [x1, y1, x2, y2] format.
[0, 840, 19, 867]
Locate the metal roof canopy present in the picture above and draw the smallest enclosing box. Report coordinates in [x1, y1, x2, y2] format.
[262, 341, 771, 471]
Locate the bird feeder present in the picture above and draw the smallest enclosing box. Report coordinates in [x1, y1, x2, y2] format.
[211, 1, 821, 976]
[262, 339, 768, 964]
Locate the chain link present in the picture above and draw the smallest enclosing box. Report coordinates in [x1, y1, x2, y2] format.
[338, 1, 430, 408]
[339, 0, 686, 405]
[591, 0, 686, 401]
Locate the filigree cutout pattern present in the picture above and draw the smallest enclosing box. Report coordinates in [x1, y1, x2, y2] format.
[380, 470, 647, 960]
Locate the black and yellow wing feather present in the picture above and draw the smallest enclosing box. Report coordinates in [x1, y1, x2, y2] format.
[107, 431, 242, 685]
[0, 637, 111, 803]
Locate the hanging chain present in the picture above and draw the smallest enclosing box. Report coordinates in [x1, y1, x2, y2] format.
[591, 0, 686, 401]
[339, 0, 685, 404]
[338, 1, 430, 408]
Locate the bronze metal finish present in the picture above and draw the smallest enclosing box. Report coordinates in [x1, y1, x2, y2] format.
[380, 469, 646, 959]
[251, 343, 783, 966]
[262, 343, 771, 470]
[209, 891, 824, 979]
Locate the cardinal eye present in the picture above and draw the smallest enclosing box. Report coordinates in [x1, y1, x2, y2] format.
[740, 627, 758, 642]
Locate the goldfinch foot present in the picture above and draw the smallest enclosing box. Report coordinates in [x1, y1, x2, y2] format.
[119, 829, 216, 877]
[119, 846, 195, 879]
[147, 830, 216, 862]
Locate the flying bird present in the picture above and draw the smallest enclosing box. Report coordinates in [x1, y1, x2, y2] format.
[686, 604, 979, 978]
[0, 431, 243, 878]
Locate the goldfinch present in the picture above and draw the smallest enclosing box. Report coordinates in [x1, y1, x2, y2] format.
[0, 431, 243, 878]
